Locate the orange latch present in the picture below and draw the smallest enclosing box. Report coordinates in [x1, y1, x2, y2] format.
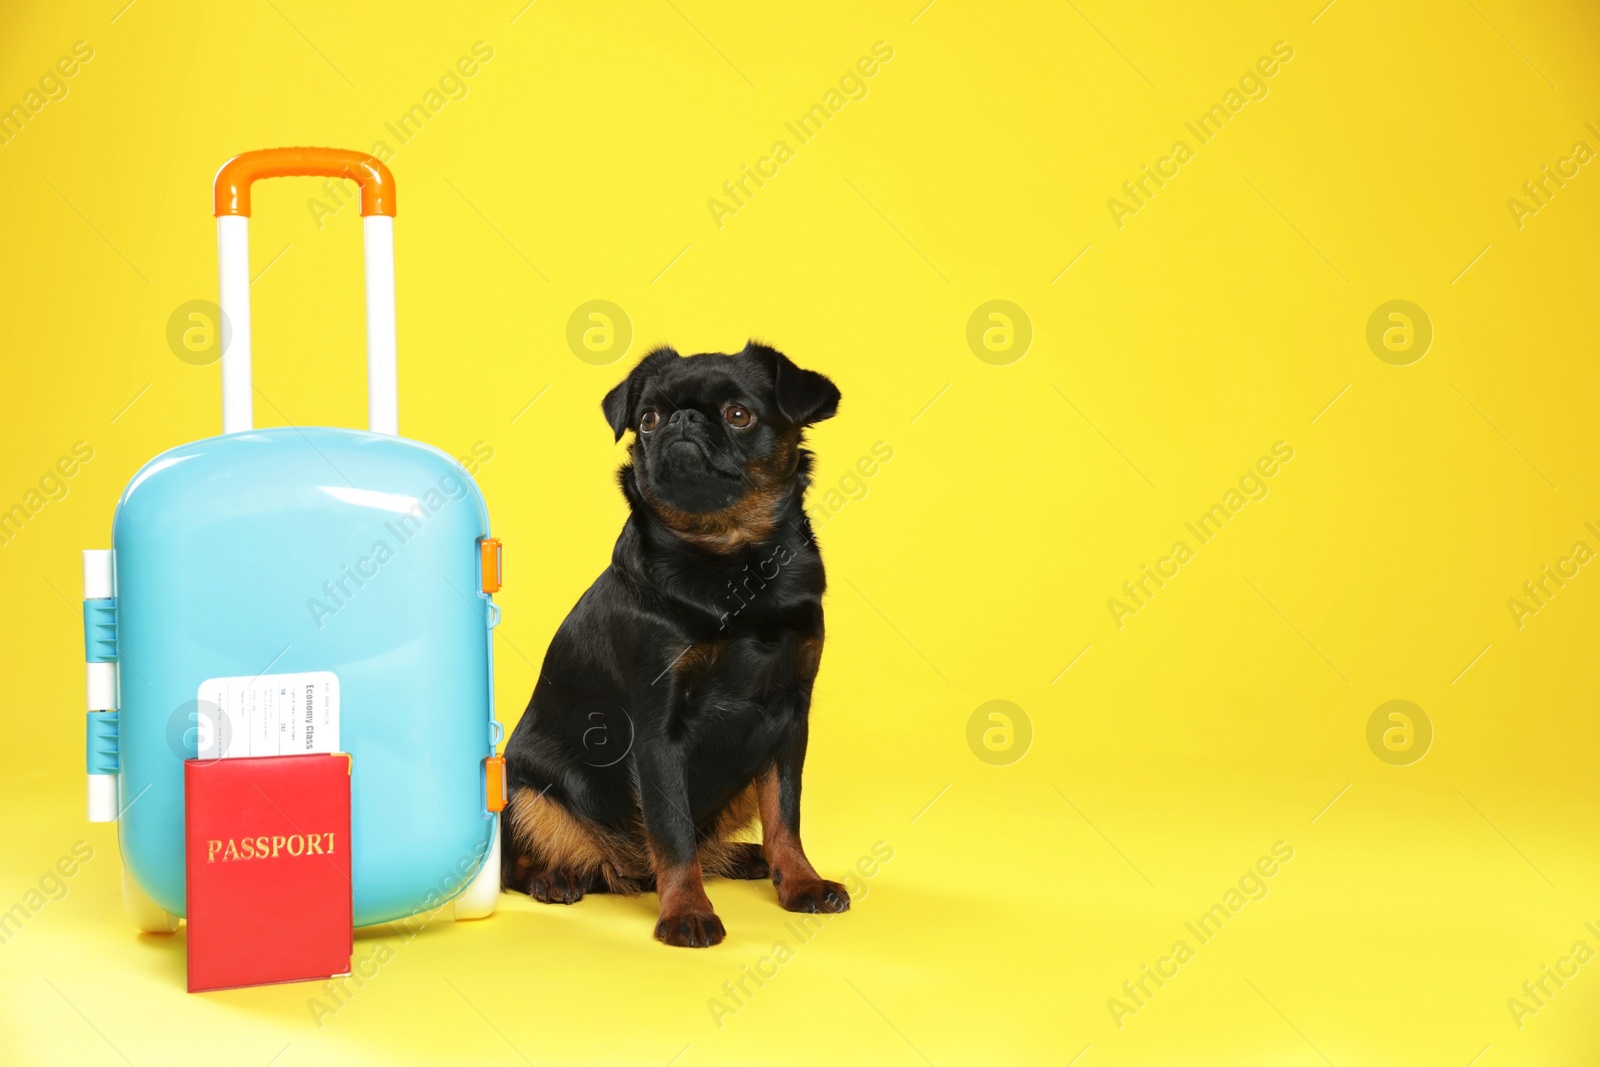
[484, 755, 507, 813]
[480, 537, 502, 594]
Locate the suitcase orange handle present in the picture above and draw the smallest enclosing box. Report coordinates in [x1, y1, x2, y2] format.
[213, 147, 396, 218]
[213, 148, 400, 436]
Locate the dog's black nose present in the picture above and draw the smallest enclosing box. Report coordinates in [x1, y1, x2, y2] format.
[667, 409, 707, 427]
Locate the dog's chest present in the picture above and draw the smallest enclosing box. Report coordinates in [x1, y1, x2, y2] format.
[675, 630, 817, 732]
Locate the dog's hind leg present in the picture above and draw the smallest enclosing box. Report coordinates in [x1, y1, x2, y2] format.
[719, 842, 770, 880]
[697, 782, 767, 880]
[501, 787, 638, 905]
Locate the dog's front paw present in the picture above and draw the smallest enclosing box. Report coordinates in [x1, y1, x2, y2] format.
[655, 910, 726, 948]
[777, 878, 851, 914]
[529, 870, 587, 905]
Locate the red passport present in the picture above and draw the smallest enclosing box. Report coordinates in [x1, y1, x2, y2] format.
[184, 754, 353, 993]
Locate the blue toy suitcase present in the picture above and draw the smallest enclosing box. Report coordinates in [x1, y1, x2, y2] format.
[82, 148, 505, 932]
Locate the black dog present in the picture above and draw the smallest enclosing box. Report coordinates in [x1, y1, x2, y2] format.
[501, 342, 849, 947]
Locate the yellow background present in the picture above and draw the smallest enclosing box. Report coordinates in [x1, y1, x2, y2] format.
[2, 1, 1598, 1064]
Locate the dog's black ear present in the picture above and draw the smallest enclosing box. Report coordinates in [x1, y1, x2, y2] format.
[745, 342, 840, 426]
[602, 346, 679, 441]
[600, 379, 631, 442]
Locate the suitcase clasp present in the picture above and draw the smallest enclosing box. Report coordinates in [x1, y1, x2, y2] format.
[479, 537, 502, 594]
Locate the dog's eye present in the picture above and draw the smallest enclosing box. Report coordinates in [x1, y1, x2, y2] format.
[723, 405, 755, 429]
[639, 410, 660, 433]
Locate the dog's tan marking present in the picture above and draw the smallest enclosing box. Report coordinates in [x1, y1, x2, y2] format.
[673, 640, 727, 682]
[796, 635, 824, 680]
[637, 432, 800, 554]
[647, 485, 786, 553]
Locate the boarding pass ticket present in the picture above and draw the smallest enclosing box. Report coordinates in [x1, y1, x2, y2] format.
[197, 671, 340, 759]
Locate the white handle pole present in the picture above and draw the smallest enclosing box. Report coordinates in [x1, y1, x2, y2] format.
[218, 215, 253, 434]
[215, 214, 398, 435]
[363, 215, 399, 435]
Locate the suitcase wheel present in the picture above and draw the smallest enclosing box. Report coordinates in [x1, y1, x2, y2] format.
[122, 864, 179, 934]
[451, 815, 501, 922]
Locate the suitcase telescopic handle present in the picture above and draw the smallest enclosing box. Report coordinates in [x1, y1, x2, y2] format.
[212, 148, 400, 436]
